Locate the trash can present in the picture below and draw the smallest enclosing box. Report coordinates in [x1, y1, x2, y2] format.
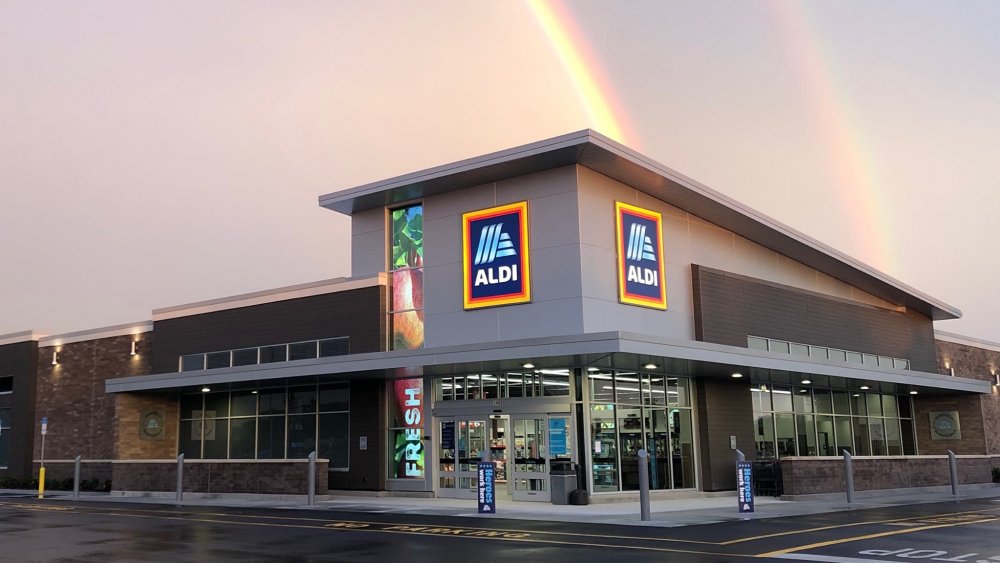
[550, 460, 576, 505]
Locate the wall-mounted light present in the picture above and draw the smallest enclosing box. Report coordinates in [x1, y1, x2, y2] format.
[995, 373, 1000, 387]
[51, 350, 59, 365]
[130, 341, 138, 356]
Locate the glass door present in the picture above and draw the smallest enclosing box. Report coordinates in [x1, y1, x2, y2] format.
[437, 417, 486, 499]
[511, 416, 549, 502]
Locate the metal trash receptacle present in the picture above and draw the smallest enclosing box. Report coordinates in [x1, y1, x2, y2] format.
[550, 460, 576, 505]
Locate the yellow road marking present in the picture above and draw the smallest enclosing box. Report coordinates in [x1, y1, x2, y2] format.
[756, 516, 1000, 558]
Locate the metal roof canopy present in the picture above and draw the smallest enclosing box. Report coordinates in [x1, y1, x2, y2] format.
[105, 332, 988, 396]
[318, 130, 959, 321]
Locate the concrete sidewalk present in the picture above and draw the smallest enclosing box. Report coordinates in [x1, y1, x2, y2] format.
[5, 486, 998, 528]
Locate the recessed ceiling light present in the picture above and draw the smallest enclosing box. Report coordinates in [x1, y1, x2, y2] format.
[801, 379, 811, 385]
[251, 390, 258, 394]
[909, 390, 918, 395]
[860, 385, 870, 391]
[521, 363, 534, 369]
[643, 363, 657, 370]
[731, 372, 743, 378]
[201, 386, 211, 393]
[587, 367, 599, 372]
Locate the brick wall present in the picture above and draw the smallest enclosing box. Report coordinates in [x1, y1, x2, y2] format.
[35, 333, 152, 462]
[112, 460, 328, 495]
[114, 392, 178, 459]
[913, 394, 987, 455]
[781, 456, 994, 496]
[936, 340, 1000, 455]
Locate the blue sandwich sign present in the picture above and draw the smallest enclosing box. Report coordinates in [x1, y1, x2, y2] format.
[615, 201, 667, 310]
[462, 201, 531, 310]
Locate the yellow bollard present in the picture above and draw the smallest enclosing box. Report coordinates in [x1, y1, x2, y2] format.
[37, 466, 45, 499]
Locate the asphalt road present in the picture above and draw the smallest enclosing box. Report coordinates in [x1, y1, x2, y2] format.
[0, 496, 998, 562]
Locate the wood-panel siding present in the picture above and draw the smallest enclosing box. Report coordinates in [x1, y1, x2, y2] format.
[693, 266, 936, 372]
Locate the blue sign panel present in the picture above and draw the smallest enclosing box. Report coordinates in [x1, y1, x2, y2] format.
[549, 418, 567, 456]
[615, 202, 667, 310]
[463, 202, 531, 309]
[477, 461, 496, 513]
[736, 461, 755, 513]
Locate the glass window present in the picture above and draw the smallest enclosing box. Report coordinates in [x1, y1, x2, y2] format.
[809, 346, 829, 359]
[287, 414, 316, 458]
[589, 372, 615, 404]
[178, 420, 202, 459]
[816, 415, 836, 456]
[775, 413, 796, 457]
[754, 412, 775, 459]
[671, 409, 695, 488]
[232, 348, 259, 367]
[202, 419, 228, 459]
[868, 418, 886, 456]
[748, 336, 768, 351]
[878, 356, 893, 368]
[898, 395, 913, 419]
[894, 358, 910, 370]
[834, 416, 853, 455]
[203, 392, 229, 419]
[853, 417, 871, 456]
[790, 343, 809, 357]
[260, 345, 287, 364]
[319, 382, 349, 412]
[591, 404, 618, 492]
[180, 354, 205, 372]
[645, 375, 666, 406]
[479, 374, 500, 400]
[828, 349, 847, 362]
[319, 338, 349, 357]
[667, 377, 691, 407]
[813, 389, 833, 414]
[231, 391, 257, 417]
[0, 376, 12, 393]
[832, 391, 851, 415]
[852, 393, 868, 416]
[258, 389, 286, 416]
[846, 352, 862, 364]
[180, 394, 203, 419]
[206, 351, 231, 370]
[229, 418, 256, 459]
[543, 371, 570, 396]
[289, 341, 317, 361]
[862, 354, 878, 366]
[884, 418, 903, 456]
[769, 340, 790, 354]
[881, 395, 899, 418]
[796, 414, 816, 456]
[464, 374, 482, 400]
[319, 412, 349, 469]
[615, 373, 642, 404]
[289, 387, 317, 414]
[866, 393, 883, 417]
[390, 204, 424, 351]
[618, 406, 644, 490]
[900, 419, 916, 455]
[752, 385, 771, 412]
[771, 386, 793, 412]
[792, 387, 813, 413]
[257, 416, 285, 459]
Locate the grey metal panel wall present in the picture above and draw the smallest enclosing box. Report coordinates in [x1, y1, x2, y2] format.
[0, 341, 39, 479]
[351, 207, 385, 277]
[151, 287, 386, 374]
[692, 265, 937, 372]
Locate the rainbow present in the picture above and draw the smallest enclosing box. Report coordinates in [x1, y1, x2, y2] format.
[527, 0, 634, 147]
[768, 2, 894, 273]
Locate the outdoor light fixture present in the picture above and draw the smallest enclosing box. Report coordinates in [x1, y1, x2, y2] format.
[251, 390, 259, 394]
[910, 390, 918, 395]
[731, 372, 743, 379]
[995, 374, 1000, 387]
[130, 341, 138, 356]
[801, 379, 812, 385]
[860, 385, 870, 391]
[51, 350, 58, 365]
[201, 386, 211, 393]
[643, 363, 657, 370]
[587, 367, 600, 372]
[521, 363, 534, 369]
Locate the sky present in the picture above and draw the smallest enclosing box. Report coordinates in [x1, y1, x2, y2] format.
[2, 0, 999, 342]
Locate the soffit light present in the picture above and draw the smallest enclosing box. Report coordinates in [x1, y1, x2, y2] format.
[521, 363, 534, 369]
[801, 379, 812, 385]
[859, 385, 870, 391]
[643, 363, 657, 370]
[910, 391, 918, 395]
[201, 386, 211, 393]
[731, 372, 743, 379]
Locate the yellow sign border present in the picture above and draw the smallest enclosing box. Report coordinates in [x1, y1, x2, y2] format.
[462, 201, 531, 310]
[615, 201, 667, 310]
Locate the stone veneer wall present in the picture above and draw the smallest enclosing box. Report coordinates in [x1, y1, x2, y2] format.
[933, 340, 1000, 456]
[114, 392, 178, 459]
[112, 459, 329, 495]
[781, 456, 995, 496]
[35, 333, 152, 463]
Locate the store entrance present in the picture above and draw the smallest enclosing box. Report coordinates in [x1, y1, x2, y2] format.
[436, 413, 571, 503]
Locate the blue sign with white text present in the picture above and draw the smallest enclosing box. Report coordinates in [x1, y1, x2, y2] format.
[615, 202, 667, 310]
[463, 202, 531, 309]
[549, 418, 567, 456]
[478, 461, 496, 513]
[736, 461, 754, 513]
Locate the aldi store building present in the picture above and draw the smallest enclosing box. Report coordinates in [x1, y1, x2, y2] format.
[3, 131, 999, 501]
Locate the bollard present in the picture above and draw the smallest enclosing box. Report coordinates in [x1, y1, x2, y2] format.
[843, 450, 854, 503]
[948, 450, 959, 496]
[308, 451, 317, 507]
[638, 449, 650, 521]
[176, 453, 184, 503]
[73, 455, 82, 499]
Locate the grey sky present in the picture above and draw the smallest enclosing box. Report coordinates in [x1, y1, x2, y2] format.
[3, 1, 998, 343]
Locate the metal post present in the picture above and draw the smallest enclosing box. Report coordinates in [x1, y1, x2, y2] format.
[843, 450, 854, 503]
[637, 449, 650, 521]
[176, 453, 184, 503]
[308, 451, 317, 507]
[73, 455, 82, 499]
[948, 450, 959, 496]
[735, 449, 746, 462]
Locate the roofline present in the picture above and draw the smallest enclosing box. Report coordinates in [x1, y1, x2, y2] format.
[39, 321, 153, 347]
[152, 273, 386, 322]
[317, 129, 960, 321]
[0, 330, 48, 347]
[935, 330, 1000, 353]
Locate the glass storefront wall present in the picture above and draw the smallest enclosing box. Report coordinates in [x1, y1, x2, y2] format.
[179, 382, 350, 468]
[587, 370, 695, 493]
[752, 383, 915, 459]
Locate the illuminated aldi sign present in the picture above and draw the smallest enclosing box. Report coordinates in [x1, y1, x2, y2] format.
[615, 201, 667, 309]
[463, 201, 531, 309]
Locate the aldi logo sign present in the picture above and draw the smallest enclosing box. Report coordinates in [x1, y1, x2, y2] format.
[615, 201, 667, 309]
[463, 201, 531, 309]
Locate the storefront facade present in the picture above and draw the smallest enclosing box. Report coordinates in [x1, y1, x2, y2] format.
[6, 130, 996, 500]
